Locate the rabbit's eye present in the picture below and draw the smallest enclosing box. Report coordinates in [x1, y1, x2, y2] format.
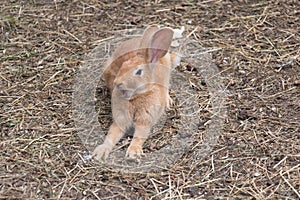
[134, 69, 143, 76]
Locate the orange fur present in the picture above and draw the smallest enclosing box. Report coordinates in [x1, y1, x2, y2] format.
[92, 25, 180, 160]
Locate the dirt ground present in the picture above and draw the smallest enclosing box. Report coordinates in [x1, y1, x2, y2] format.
[1, 0, 299, 199]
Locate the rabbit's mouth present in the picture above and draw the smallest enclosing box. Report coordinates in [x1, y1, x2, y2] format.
[119, 89, 133, 99]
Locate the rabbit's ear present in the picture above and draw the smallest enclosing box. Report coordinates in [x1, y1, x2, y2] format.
[140, 24, 159, 49]
[147, 28, 174, 64]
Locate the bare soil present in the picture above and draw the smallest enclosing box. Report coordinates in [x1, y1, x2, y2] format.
[1, 0, 299, 199]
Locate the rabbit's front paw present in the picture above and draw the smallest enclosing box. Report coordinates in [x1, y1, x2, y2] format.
[92, 144, 112, 161]
[126, 144, 144, 159]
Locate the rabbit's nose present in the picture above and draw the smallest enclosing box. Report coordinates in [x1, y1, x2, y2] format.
[115, 83, 123, 89]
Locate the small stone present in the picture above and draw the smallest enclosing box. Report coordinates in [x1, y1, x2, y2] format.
[254, 172, 260, 177]
[239, 70, 246, 74]
[44, 158, 52, 163]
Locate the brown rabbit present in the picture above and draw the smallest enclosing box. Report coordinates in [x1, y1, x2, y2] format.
[92, 25, 181, 160]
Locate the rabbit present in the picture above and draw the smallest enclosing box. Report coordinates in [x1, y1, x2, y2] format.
[92, 25, 181, 160]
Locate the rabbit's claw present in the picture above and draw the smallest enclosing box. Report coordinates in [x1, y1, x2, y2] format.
[126, 144, 144, 159]
[92, 144, 112, 161]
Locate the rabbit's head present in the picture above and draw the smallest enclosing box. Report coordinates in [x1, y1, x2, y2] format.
[113, 27, 174, 100]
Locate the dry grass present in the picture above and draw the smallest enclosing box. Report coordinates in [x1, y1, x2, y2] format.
[1, 0, 299, 199]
